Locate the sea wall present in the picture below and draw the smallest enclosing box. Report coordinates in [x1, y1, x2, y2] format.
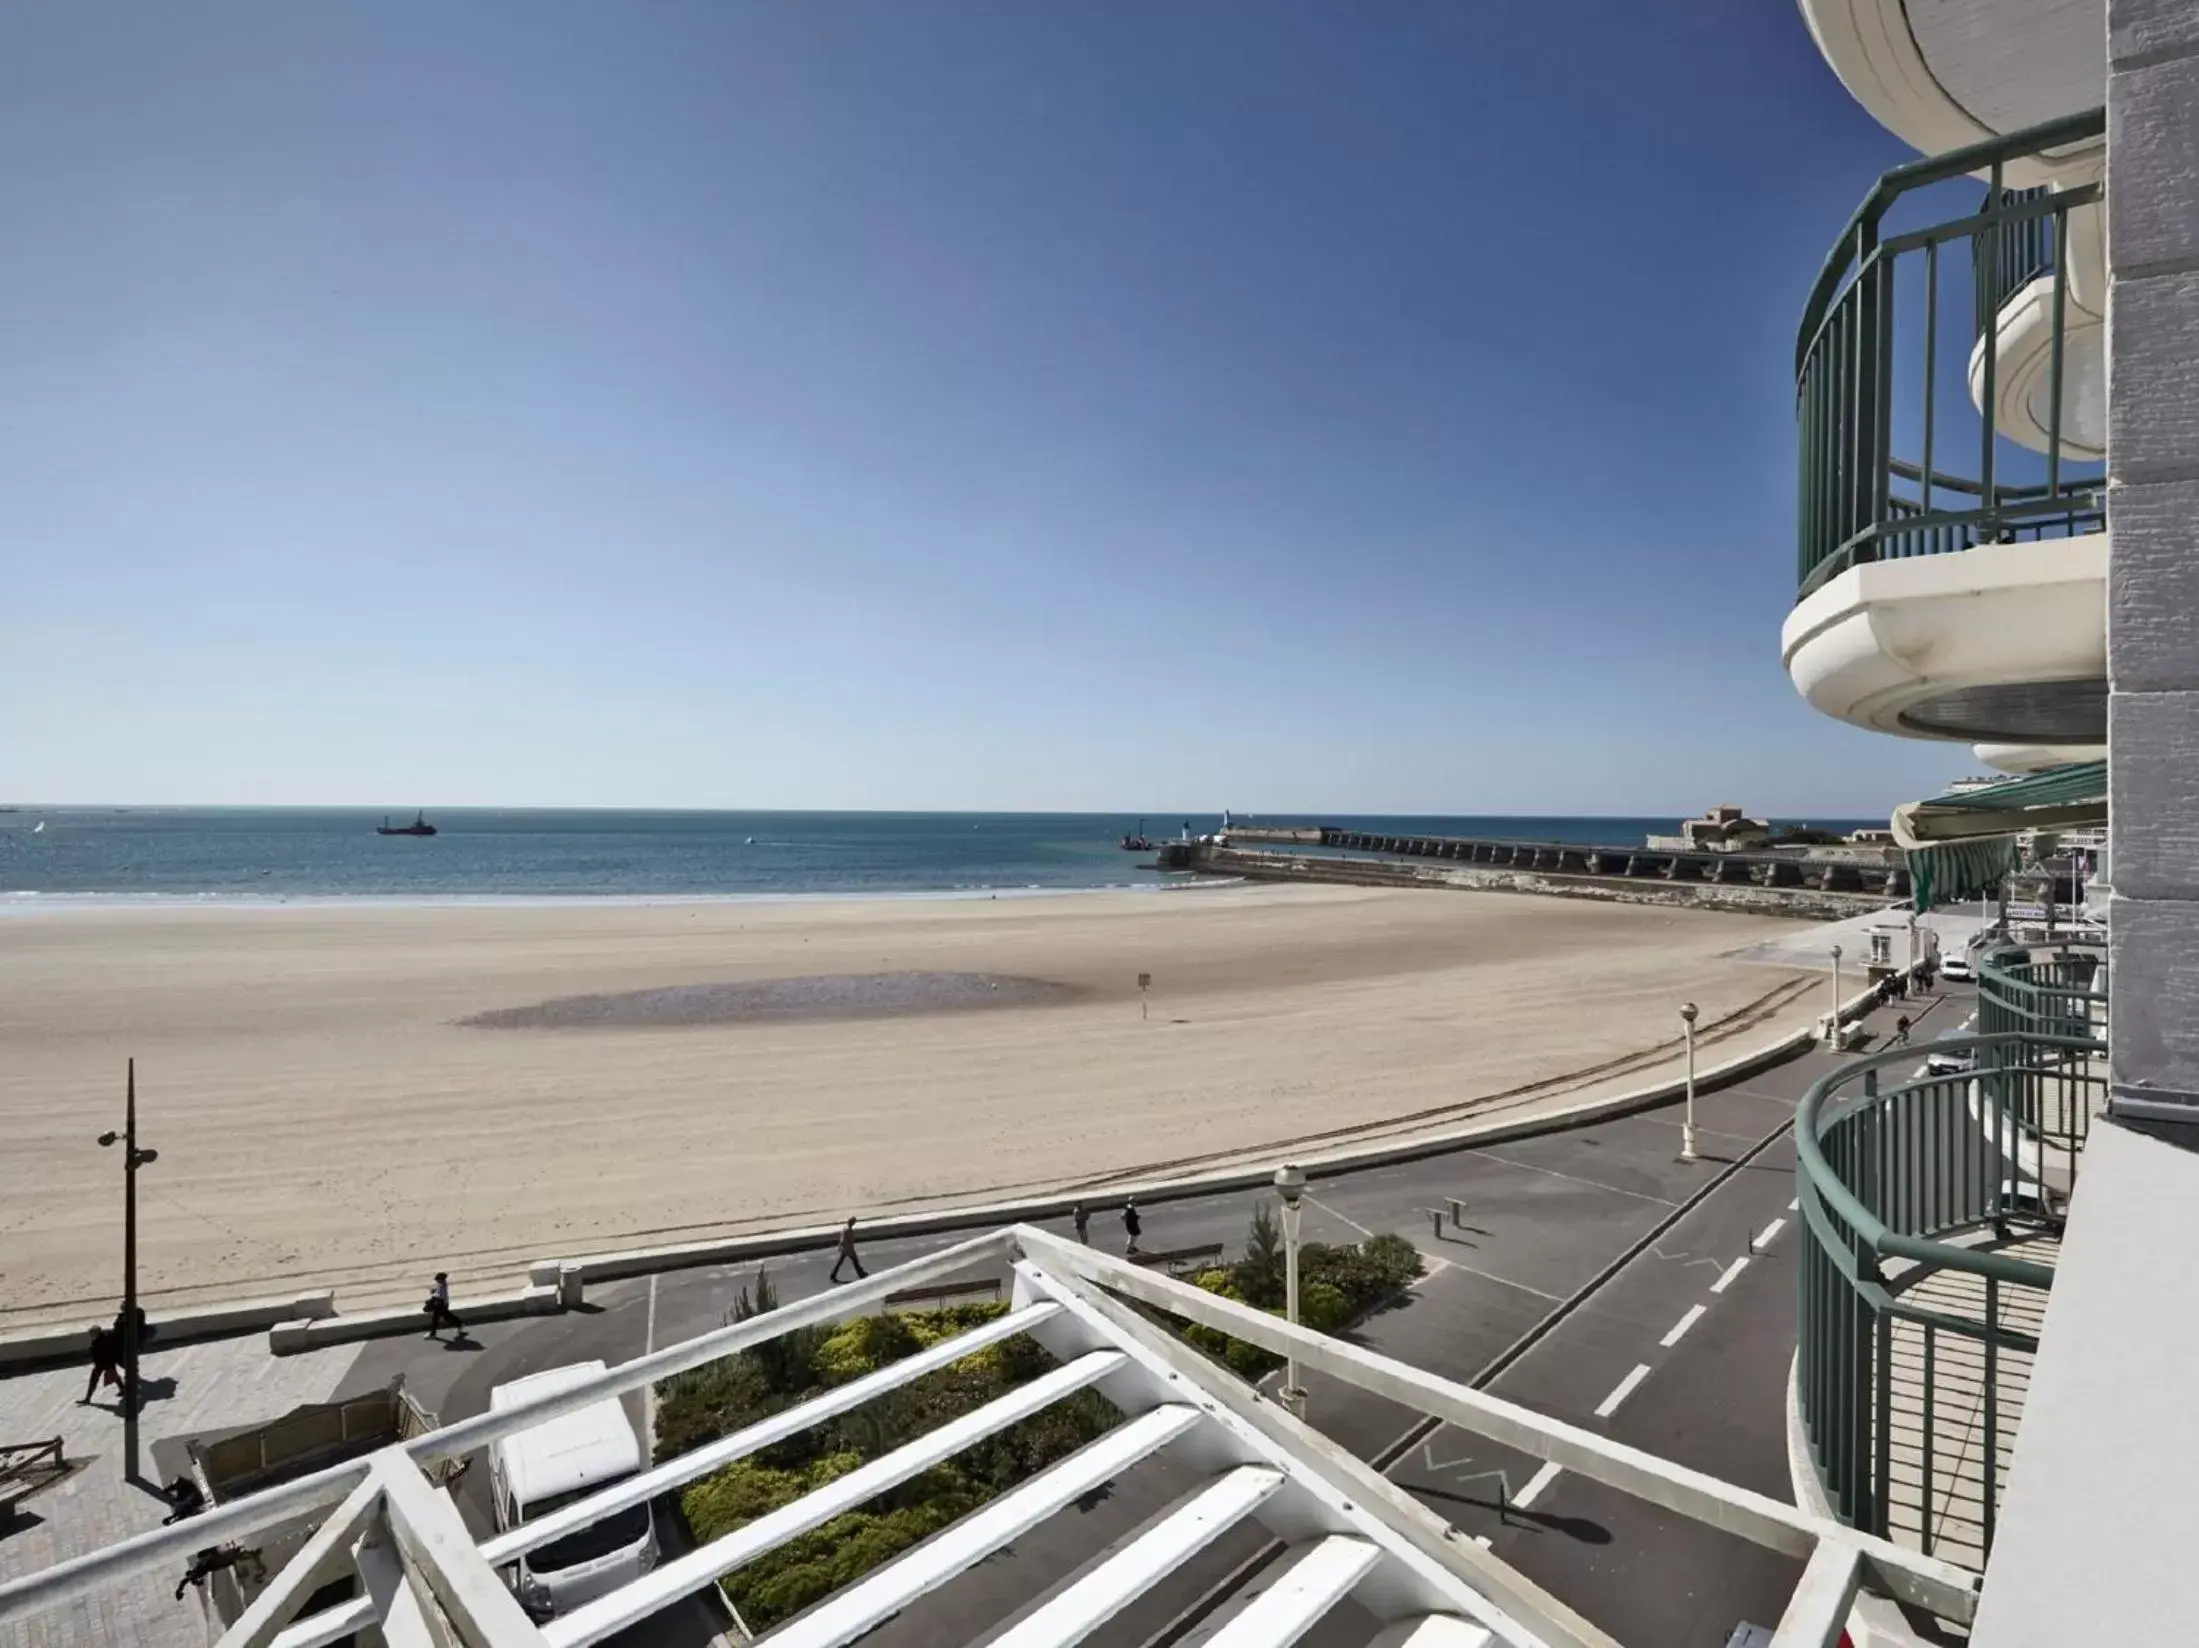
[1182, 844, 1892, 920]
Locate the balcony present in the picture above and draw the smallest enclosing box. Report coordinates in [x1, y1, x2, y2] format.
[1782, 110, 2107, 749]
[1795, 1016, 2104, 1576]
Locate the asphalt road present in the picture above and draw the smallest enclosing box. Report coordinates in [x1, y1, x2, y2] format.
[329, 979, 1974, 1646]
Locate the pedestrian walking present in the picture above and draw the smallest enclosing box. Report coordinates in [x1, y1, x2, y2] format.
[830, 1216, 867, 1284]
[1071, 1202, 1090, 1245]
[1122, 1197, 1143, 1256]
[1892, 1014, 1911, 1048]
[423, 1272, 463, 1340]
[80, 1325, 121, 1404]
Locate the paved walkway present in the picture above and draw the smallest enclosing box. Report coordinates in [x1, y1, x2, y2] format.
[0, 1336, 360, 1648]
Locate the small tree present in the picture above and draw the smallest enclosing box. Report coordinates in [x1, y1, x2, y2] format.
[1237, 1201, 1286, 1309]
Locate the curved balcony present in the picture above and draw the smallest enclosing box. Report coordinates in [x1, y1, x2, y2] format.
[1799, 0, 2107, 178]
[1784, 110, 2106, 745]
[1796, 1029, 2104, 1568]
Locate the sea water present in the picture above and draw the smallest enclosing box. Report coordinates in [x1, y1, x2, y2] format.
[0, 809, 1876, 904]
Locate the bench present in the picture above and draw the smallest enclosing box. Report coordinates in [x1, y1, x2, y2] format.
[1129, 1243, 1226, 1277]
[0, 1439, 69, 1513]
[882, 1277, 1002, 1313]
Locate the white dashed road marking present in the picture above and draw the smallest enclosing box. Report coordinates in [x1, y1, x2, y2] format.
[1595, 1363, 1653, 1419]
[1513, 1461, 1563, 1510]
[1751, 1217, 1787, 1253]
[1710, 1257, 1749, 1294]
[1659, 1304, 1707, 1348]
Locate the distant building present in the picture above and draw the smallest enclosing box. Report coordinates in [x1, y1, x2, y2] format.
[1645, 804, 1770, 853]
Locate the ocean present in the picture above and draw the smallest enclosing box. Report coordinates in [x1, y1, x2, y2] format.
[0, 809, 1879, 904]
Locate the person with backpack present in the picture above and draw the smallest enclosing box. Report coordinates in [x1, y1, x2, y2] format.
[424, 1272, 462, 1340]
[1122, 1197, 1143, 1255]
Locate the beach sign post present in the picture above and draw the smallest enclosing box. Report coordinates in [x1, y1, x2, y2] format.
[1138, 972, 1151, 1020]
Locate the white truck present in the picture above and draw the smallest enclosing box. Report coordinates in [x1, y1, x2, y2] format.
[487, 1361, 658, 1621]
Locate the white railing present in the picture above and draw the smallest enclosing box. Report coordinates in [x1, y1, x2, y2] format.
[0, 1225, 1983, 1648]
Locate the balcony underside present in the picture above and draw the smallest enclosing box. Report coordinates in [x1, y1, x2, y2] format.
[1801, 0, 2105, 181]
[1973, 740, 2105, 774]
[1783, 534, 2106, 742]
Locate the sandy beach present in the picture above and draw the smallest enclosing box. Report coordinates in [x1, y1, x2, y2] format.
[0, 886, 1821, 1324]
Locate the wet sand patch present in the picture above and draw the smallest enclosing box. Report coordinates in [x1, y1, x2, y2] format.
[458, 970, 1080, 1028]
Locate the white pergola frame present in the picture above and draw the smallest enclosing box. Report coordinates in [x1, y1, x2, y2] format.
[0, 1225, 1979, 1648]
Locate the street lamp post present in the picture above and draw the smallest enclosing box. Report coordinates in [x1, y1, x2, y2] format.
[1679, 1002, 1700, 1162]
[1829, 944, 1844, 1047]
[98, 1059, 157, 1483]
[1273, 1164, 1306, 1419]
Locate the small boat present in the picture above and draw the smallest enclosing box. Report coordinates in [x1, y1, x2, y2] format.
[377, 811, 438, 838]
[1118, 817, 1154, 852]
[31, 821, 44, 834]
[745, 836, 756, 845]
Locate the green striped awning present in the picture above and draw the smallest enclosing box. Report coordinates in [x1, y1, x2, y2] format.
[1893, 761, 2106, 911]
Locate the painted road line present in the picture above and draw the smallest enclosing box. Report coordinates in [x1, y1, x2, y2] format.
[1303, 1193, 1373, 1240]
[1659, 1304, 1708, 1348]
[1473, 1535, 1493, 1549]
[1429, 1254, 1565, 1304]
[1512, 1461, 1563, 1510]
[1788, 1198, 1799, 1212]
[1473, 1151, 1678, 1207]
[1751, 1217, 1787, 1253]
[1710, 1257, 1749, 1295]
[1594, 1363, 1653, 1420]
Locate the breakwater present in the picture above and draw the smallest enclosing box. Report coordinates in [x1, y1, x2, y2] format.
[1167, 832, 1904, 920]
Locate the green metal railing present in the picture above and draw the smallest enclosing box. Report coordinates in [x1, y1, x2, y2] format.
[1796, 1030, 2104, 1561]
[1978, 942, 2107, 1045]
[1795, 109, 2105, 597]
[1974, 185, 2054, 344]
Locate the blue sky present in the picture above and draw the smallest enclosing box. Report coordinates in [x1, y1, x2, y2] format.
[1, 2, 1977, 815]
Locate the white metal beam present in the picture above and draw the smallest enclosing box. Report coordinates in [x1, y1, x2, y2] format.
[986, 1466, 1285, 1648]
[377, 1450, 544, 1648]
[1012, 1225, 1982, 1623]
[0, 1230, 1018, 1637]
[1014, 1255, 1607, 1648]
[1199, 1537, 1385, 1648]
[217, 1472, 386, 1648]
[1768, 1539, 1864, 1648]
[354, 1524, 440, 1648]
[265, 1595, 378, 1648]
[754, 1403, 1205, 1648]
[481, 1299, 1062, 1566]
[542, 1349, 1135, 1647]
[415, 1227, 1017, 1473]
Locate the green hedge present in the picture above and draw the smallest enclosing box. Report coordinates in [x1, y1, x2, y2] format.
[653, 1286, 1118, 1630]
[651, 1219, 1421, 1627]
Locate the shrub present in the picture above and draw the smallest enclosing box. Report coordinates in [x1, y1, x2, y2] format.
[812, 1313, 920, 1386]
[660, 1298, 1119, 1631]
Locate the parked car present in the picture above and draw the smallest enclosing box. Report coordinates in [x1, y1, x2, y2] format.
[1924, 1030, 1978, 1076]
[1940, 951, 1975, 983]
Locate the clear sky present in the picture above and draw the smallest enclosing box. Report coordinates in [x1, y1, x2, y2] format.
[2, 2, 1980, 816]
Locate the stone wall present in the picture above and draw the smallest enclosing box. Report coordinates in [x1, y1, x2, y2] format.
[1188, 846, 1888, 922]
[2107, 0, 2199, 1117]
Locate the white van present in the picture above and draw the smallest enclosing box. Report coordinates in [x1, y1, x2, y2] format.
[487, 1361, 657, 1621]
